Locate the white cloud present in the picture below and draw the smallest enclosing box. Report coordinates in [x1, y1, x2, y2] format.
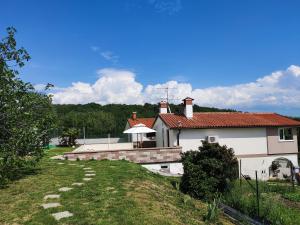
[144, 80, 192, 103]
[90, 46, 119, 64]
[52, 68, 143, 104]
[100, 51, 119, 64]
[52, 65, 300, 114]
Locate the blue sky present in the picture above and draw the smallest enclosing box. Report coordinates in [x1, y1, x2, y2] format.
[1, 0, 300, 115]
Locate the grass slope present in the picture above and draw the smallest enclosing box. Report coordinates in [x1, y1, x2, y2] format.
[0, 148, 233, 225]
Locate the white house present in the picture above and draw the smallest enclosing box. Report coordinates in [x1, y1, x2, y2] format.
[151, 97, 300, 179]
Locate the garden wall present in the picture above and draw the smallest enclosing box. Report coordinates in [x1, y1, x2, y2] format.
[64, 147, 182, 164]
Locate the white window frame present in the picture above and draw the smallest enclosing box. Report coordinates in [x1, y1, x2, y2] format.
[278, 127, 294, 142]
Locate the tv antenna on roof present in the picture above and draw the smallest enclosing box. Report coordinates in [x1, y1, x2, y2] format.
[156, 87, 179, 113]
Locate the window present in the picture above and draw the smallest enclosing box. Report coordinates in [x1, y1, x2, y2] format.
[160, 164, 170, 172]
[278, 128, 293, 141]
[161, 165, 169, 169]
[146, 132, 155, 140]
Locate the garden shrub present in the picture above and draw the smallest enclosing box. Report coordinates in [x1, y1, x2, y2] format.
[180, 141, 238, 200]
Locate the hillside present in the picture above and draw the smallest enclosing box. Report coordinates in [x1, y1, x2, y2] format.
[53, 103, 235, 138]
[0, 148, 234, 225]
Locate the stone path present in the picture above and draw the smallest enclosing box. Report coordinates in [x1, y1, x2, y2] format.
[85, 174, 96, 177]
[41, 162, 96, 221]
[51, 211, 73, 221]
[41, 203, 61, 209]
[44, 194, 60, 200]
[59, 187, 73, 192]
[83, 167, 92, 170]
[72, 182, 84, 186]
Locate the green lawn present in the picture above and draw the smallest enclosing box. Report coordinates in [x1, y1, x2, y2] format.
[0, 147, 233, 225]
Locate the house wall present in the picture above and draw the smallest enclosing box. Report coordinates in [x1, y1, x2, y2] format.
[238, 154, 298, 180]
[267, 127, 298, 154]
[172, 128, 268, 155]
[152, 118, 300, 179]
[142, 154, 299, 179]
[142, 162, 183, 175]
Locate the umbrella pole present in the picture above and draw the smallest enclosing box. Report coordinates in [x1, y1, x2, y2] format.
[141, 133, 143, 148]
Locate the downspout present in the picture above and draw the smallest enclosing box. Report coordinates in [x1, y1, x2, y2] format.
[177, 120, 182, 146]
[177, 129, 181, 146]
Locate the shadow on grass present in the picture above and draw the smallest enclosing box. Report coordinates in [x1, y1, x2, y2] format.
[0, 166, 43, 189]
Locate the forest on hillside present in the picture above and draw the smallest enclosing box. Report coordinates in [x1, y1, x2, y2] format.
[53, 103, 235, 138]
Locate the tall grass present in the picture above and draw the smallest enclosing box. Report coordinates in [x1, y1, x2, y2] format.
[223, 180, 300, 225]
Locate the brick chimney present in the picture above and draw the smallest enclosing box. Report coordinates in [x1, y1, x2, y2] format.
[132, 112, 137, 120]
[159, 101, 168, 114]
[183, 97, 194, 118]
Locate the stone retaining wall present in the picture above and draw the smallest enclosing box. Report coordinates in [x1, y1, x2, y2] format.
[64, 147, 182, 163]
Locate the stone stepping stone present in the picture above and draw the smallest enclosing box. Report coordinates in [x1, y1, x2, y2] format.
[69, 163, 76, 166]
[51, 211, 73, 221]
[85, 171, 95, 173]
[83, 178, 92, 181]
[59, 187, 73, 192]
[57, 162, 64, 165]
[85, 174, 96, 177]
[72, 182, 84, 186]
[106, 187, 115, 191]
[83, 167, 92, 170]
[41, 202, 61, 209]
[44, 194, 60, 200]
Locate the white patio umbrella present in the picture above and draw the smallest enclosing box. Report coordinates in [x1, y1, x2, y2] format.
[123, 123, 156, 148]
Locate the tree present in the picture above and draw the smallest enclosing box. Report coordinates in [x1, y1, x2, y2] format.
[59, 128, 79, 147]
[180, 141, 238, 201]
[0, 27, 55, 185]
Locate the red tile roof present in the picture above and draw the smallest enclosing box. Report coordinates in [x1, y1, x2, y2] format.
[127, 118, 155, 128]
[159, 112, 300, 129]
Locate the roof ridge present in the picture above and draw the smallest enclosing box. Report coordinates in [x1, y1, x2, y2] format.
[158, 112, 300, 128]
[192, 112, 276, 114]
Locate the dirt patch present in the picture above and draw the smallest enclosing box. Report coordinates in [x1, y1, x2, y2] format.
[280, 197, 300, 210]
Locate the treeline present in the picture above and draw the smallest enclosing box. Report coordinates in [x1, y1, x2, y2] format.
[53, 103, 235, 138]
